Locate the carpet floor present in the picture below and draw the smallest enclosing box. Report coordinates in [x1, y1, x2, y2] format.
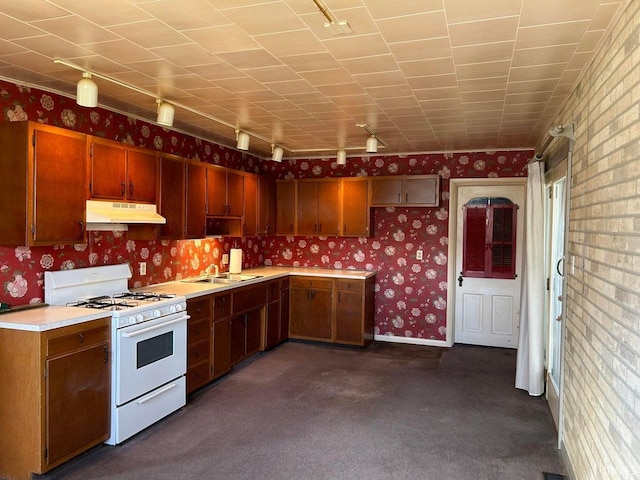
[38, 341, 565, 480]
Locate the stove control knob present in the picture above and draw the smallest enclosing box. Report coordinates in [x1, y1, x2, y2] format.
[136, 314, 144, 323]
[128, 315, 136, 325]
[153, 309, 161, 318]
[175, 303, 184, 312]
[169, 305, 177, 314]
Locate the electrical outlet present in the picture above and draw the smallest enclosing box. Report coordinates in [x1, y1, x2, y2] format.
[139, 262, 147, 276]
[416, 249, 423, 260]
[222, 254, 229, 265]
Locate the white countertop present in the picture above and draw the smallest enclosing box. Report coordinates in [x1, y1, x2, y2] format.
[0, 266, 376, 332]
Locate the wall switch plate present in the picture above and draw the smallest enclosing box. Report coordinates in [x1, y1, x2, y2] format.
[416, 249, 423, 260]
[139, 262, 147, 275]
[222, 254, 229, 265]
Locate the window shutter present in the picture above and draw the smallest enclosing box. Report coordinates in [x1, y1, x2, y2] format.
[462, 205, 487, 276]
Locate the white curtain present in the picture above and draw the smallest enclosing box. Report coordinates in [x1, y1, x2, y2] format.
[515, 161, 546, 396]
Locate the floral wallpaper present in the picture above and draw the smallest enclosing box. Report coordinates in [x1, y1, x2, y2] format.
[0, 79, 531, 342]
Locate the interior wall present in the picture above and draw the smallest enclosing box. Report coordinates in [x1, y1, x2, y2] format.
[0, 80, 531, 342]
[541, 0, 640, 477]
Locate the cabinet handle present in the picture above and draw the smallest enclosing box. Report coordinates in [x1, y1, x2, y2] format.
[78, 332, 84, 343]
[318, 224, 322, 233]
[290, 224, 293, 233]
[103, 345, 109, 364]
[121, 181, 126, 197]
[129, 181, 134, 197]
[406, 193, 409, 202]
[79, 221, 85, 237]
[398, 193, 401, 202]
[338, 292, 341, 303]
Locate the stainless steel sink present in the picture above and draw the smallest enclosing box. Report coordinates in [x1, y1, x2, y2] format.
[183, 274, 262, 284]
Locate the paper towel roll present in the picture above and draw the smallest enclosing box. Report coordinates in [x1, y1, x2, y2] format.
[229, 248, 242, 274]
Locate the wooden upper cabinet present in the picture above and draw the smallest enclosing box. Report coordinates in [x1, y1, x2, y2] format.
[341, 178, 370, 237]
[186, 161, 207, 239]
[158, 155, 185, 239]
[243, 175, 257, 236]
[207, 167, 244, 217]
[276, 180, 296, 235]
[370, 175, 440, 207]
[89, 138, 158, 203]
[0, 121, 87, 246]
[297, 180, 339, 236]
[257, 177, 276, 235]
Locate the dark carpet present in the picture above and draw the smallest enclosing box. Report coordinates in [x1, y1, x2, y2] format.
[38, 342, 565, 480]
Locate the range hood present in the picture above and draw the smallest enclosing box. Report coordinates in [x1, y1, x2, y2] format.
[86, 200, 166, 231]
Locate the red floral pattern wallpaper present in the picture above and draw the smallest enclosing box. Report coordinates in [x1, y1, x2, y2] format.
[0, 80, 530, 342]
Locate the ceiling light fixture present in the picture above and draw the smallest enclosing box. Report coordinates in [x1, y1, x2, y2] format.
[336, 149, 347, 165]
[357, 123, 385, 153]
[236, 130, 250, 151]
[76, 72, 98, 107]
[272, 145, 284, 162]
[312, 0, 352, 35]
[156, 100, 175, 127]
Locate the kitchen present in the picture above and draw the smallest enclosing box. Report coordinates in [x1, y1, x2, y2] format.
[0, 1, 638, 479]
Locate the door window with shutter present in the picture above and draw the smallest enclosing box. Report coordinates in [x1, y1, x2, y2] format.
[462, 197, 518, 279]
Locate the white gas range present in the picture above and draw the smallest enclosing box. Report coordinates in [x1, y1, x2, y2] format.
[44, 264, 188, 445]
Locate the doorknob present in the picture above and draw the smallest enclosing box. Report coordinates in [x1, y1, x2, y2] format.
[555, 315, 562, 322]
[458, 274, 463, 287]
[556, 258, 564, 277]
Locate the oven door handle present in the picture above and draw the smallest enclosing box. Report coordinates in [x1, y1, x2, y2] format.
[122, 315, 189, 338]
[137, 381, 178, 404]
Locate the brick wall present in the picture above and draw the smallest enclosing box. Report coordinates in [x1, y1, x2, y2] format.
[546, 0, 639, 478]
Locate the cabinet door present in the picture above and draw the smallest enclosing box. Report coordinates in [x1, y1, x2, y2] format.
[403, 177, 439, 205]
[276, 181, 296, 235]
[159, 156, 185, 239]
[245, 309, 262, 357]
[46, 341, 110, 466]
[230, 315, 246, 365]
[341, 178, 369, 236]
[212, 318, 231, 379]
[279, 283, 290, 343]
[186, 162, 206, 238]
[243, 175, 257, 236]
[309, 289, 333, 340]
[335, 288, 363, 345]
[370, 178, 403, 205]
[33, 128, 87, 245]
[89, 140, 126, 199]
[317, 181, 340, 235]
[206, 167, 227, 216]
[126, 149, 158, 203]
[265, 300, 280, 349]
[258, 177, 276, 234]
[297, 182, 318, 235]
[289, 287, 310, 337]
[226, 172, 244, 217]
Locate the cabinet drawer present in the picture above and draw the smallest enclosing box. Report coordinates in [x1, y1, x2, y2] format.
[232, 284, 266, 313]
[281, 278, 290, 290]
[336, 279, 364, 293]
[187, 317, 210, 345]
[290, 276, 333, 290]
[46, 324, 109, 357]
[187, 340, 211, 368]
[214, 293, 231, 317]
[187, 296, 212, 321]
[186, 363, 210, 393]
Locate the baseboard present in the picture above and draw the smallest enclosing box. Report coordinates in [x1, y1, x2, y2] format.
[373, 335, 449, 348]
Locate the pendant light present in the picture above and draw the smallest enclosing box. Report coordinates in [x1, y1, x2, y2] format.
[76, 72, 98, 107]
[156, 101, 175, 127]
[366, 135, 378, 153]
[336, 149, 347, 165]
[236, 131, 250, 151]
[272, 145, 284, 162]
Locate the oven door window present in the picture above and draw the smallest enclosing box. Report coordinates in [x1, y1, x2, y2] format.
[136, 331, 174, 369]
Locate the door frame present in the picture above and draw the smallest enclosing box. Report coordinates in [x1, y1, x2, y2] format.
[446, 177, 527, 347]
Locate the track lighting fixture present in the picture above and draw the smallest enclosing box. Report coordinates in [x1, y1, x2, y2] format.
[156, 100, 175, 127]
[76, 72, 98, 107]
[236, 131, 250, 151]
[366, 135, 378, 153]
[336, 149, 347, 165]
[272, 145, 283, 162]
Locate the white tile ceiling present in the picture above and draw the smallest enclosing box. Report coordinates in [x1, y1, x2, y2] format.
[0, 0, 625, 157]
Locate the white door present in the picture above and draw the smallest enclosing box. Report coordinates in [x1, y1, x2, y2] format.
[453, 181, 525, 348]
[545, 160, 568, 429]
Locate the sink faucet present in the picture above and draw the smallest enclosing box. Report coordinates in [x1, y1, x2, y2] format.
[205, 264, 220, 276]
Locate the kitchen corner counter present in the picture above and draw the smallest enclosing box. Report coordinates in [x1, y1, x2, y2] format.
[0, 305, 112, 332]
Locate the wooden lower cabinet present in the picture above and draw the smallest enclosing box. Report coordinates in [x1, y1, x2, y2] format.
[212, 293, 232, 380]
[289, 275, 374, 347]
[263, 279, 289, 350]
[230, 309, 261, 365]
[0, 318, 110, 480]
[186, 295, 213, 393]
